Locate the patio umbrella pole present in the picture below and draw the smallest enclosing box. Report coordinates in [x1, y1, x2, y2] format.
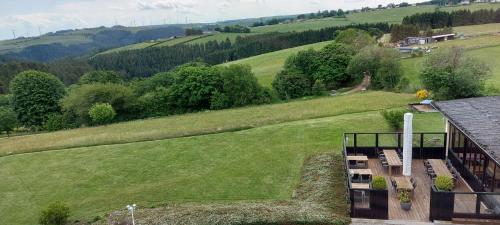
[403, 113, 413, 177]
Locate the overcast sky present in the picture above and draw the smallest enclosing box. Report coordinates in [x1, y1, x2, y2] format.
[0, 0, 421, 40]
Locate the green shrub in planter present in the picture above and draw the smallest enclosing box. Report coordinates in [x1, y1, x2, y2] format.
[39, 202, 70, 225]
[372, 176, 387, 190]
[434, 176, 454, 191]
[399, 190, 411, 203]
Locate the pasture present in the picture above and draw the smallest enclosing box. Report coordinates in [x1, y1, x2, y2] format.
[0, 92, 414, 156]
[0, 98, 443, 225]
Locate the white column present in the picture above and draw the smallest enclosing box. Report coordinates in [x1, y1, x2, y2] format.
[403, 113, 413, 177]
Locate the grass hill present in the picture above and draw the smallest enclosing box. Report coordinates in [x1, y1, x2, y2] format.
[0, 91, 444, 225]
[96, 3, 500, 56]
[222, 23, 500, 92]
[0, 25, 185, 62]
[224, 41, 334, 87]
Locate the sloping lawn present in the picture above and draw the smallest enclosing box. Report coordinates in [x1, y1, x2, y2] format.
[0, 110, 443, 225]
[224, 41, 333, 87]
[0, 92, 415, 156]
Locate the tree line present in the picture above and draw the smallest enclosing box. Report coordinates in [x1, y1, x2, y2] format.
[90, 23, 390, 78]
[402, 8, 500, 28]
[0, 63, 272, 134]
[390, 8, 500, 42]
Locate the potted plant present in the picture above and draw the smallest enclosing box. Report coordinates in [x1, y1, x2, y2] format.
[399, 190, 412, 211]
[372, 176, 387, 190]
[434, 176, 454, 191]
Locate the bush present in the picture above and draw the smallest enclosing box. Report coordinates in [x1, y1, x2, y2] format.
[0, 94, 11, 107]
[312, 80, 327, 96]
[39, 202, 70, 225]
[434, 176, 454, 191]
[210, 91, 230, 110]
[381, 109, 406, 131]
[132, 71, 174, 96]
[373, 58, 402, 90]
[89, 103, 116, 125]
[272, 69, 310, 100]
[10, 70, 66, 128]
[43, 113, 76, 131]
[61, 83, 137, 125]
[313, 43, 354, 89]
[347, 46, 402, 90]
[78, 70, 124, 85]
[420, 47, 490, 100]
[168, 64, 223, 112]
[137, 87, 172, 118]
[218, 64, 268, 107]
[371, 176, 387, 190]
[0, 106, 18, 136]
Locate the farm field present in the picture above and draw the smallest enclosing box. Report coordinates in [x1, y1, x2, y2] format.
[224, 41, 334, 87]
[0, 101, 443, 225]
[0, 92, 414, 156]
[454, 23, 500, 36]
[251, 17, 352, 33]
[100, 35, 210, 54]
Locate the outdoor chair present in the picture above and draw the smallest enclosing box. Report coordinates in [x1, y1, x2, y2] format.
[357, 162, 367, 169]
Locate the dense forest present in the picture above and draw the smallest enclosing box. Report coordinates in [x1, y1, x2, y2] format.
[90, 23, 390, 78]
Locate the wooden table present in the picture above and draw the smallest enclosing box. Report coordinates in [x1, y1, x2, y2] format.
[393, 176, 414, 198]
[349, 169, 373, 176]
[383, 150, 402, 176]
[347, 155, 368, 168]
[351, 183, 370, 189]
[429, 159, 453, 177]
[393, 177, 414, 191]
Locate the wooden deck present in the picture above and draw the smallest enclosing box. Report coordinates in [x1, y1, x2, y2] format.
[367, 158, 482, 222]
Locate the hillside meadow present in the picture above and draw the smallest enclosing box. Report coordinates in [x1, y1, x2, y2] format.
[0, 106, 443, 225]
[224, 41, 334, 87]
[0, 92, 415, 156]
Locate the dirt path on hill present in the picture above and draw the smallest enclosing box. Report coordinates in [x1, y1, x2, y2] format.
[344, 75, 371, 95]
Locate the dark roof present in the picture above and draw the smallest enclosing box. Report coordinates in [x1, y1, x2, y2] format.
[432, 96, 500, 164]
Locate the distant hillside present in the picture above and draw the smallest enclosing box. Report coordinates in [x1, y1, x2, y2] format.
[0, 25, 185, 62]
[99, 3, 500, 55]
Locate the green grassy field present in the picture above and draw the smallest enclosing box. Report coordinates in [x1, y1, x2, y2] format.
[224, 41, 334, 87]
[251, 17, 352, 33]
[454, 23, 500, 36]
[347, 3, 500, 24]
[99, 35, 211, 54]
[187, 33, 254, 44]
[0, 92, 414, 156]
[0, 94, 443, 224]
